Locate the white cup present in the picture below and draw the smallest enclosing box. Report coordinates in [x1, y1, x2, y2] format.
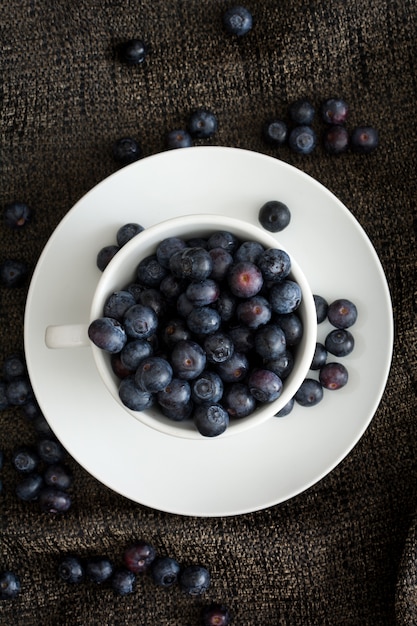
[45, 214, 317, 439]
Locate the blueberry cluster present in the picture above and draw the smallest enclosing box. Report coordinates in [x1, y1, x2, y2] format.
[278, 296, 357, 413]
[0, 353, 74, 513]
[263, 97, 379, 155]
[90, 227, 305, 436]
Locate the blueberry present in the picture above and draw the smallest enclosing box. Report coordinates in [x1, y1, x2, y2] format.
[116, 222, 144, 247]
[288, 98, 315, 125]
[38, 486, 72, 513]
[151, 556, 180, 588]
[111, 352, 133, 378]
[201, 602, 231, 625]
[235, 240, 264, 264]
[313, 294, 329, 324]
[187, 306, 221, 336]
[323, 125, 349, 155]
[12, 446, 39, 473]
[176, 293, 195, 318]
[136, 254, 167, 287]
[191, 371, 224, 404]
[96, 245, 120, 271]
[319, 362, 349, 390]
[135, 356, 173, 393]
[3, 353, 26, 380]
[161, 318, 191, 347]
[208, 248, 234, 282]
[223, 5, 253, 36]
[325, 329, 355, 357]
[161, 400, 194, 421]
[213, 290, 237, 322]
[223, 383, 256, 418]
[227, 325, 254, 353]
[111, 568, 136, 595]
[227, 261, 263, 298]
[275, 312, 303, 346]
[120, 339, 153, 371]
[171, 340, 206, 380]
[275, 397, 295, 417]
[188, 108, 218, 139]
[123, 540, 156, 574]
[288, 125, 317, 154]
[179, 564, 211, 595]
[264, 350, 294, 380]
[193, 402, 229, 437]
[269, 280, 302, 314]
[169, 247, 213, 281]
[103, 290, 137, 321]
[166, 129, 193, 149]
[85, 556, 114, 584]
[119, 376, 154, 411]
[203, 332, 234, 363]
[258, 200, 291, 232]
[327, 298, 358, 328]
[15, 472, 44, 501]
[185, 279, 220, 307]
[351, 126, 379, 154]
[294, 378, 323, 407]
[6, 376, 33, 406]
[254, 324, 286, 359]
[262, 119, 288, 146]
[88, 317, 127, 352]
[138, 288, 168, 317]
[158, 378, 192, 409]
[44, 463, 73, 490]
[112, 137, 142, 165]
[0, 571, 21, 599]
[236, 295, 271, 329]
[248, 368, 283, 402]
[123, 304, 158, 339]
[3, 201, 32, 229]
[37, 438, 65, 464]
[58, 555, 85, 584]
[310, 342, 328, 370]
[257, 248, 291, 282]
[321, 98, 349, 124]
[0, 259, 28, 287]
[207, 231, 239, 253]
[156, 237, 188, 269]
[215, 352, 249, 383]
[159, 274, 187, 303]
[118, 38, 147, 65]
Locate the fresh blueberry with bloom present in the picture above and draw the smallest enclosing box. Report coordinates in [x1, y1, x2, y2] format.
[257, 248, 291, 282]
[38, 486, 72, 514]
[254, 324, 286, 359]
[37, 438, 65, 464]
[103, 290, 136, 321]
[186, 306, 221, 335]
[116, 222, 144, 247]
[207, 230, 239, 253]
[191, 371, 224, 404]
[289, 98, 315, 125]
[258, 200, 291, 232]
[288, 125, 317, 155]
[156, 236, 188, 269]
[111, 568, 136, 596]
[319, 362, 349, 390]
[185, 279, 220, 307]
[215, 352, 249, 383]
[161, 318, 191, 347]
[88, 317, 127, 353]
[96, 244, 120, 271]
[169, 246, 213, 281]
[323, 125, 349, 154]
[118, 38, 147, 65]
[136, 254, 167, 287]
[135, 356, 173, 393]
[194, 402, 229, 437]
[85, 556, 114, 584]
[3, 201, 31, 229]
[236, 295, 271, 329]
[350, 126, 379, 153]
[275, 312, 303, 346]
[203, 332, 234, 363]
[171, 340, 207, 380]
[187, 108, 218, 138]
[223, 5, 253, 36]
[12, 446, 39, 473]
[179, 564, 211, 595]
[321, 98, 349, 124]
[208, 247, 234, 281]
[262, 119, 288, 146]
[123, 304, 158, 339]
[15, 473, 44, 501]
[223, 383, 256, 418]
[0, 571, 21, 599]
[151, 556, 181, 588]
[327, 298, 358, 328]
[44, 464, 73, 490]
[264, 350, 294, 380]
[112, 137, 142, 165]
[235, 240, 264, 263]
[294, 378, 323, 407]
[228, 325, 254, 353]
[58, 555, 85, 584]
[325, 329, 355, 357]
[120, 339, 153, 371]
[158, 378, 192, 410]
[227, 261, 263, 298]
[248, 368, 283, 403]
[123, 540, 156, 574]
[119, 376, 154, 411]
[270, 280, 302, 314]
[166, 129, 193, 149]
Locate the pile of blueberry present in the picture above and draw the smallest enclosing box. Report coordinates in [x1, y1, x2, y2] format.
[263, 97, 379, 155]
[57, 540, 231, 623]
[91, 222, 306, 437]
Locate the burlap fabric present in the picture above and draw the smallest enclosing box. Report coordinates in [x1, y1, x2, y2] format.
[1, 1, 416, 624]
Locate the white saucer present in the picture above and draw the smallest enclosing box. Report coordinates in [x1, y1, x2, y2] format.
[24, 147, 393, 517]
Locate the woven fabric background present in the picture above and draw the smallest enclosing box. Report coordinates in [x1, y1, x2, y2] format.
[1, 1, 417, 624]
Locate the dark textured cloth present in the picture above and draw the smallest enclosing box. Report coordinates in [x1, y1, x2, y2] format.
[1, 1, 417, 624]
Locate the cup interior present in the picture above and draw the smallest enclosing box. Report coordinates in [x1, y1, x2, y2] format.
[90, 214, 317, 439]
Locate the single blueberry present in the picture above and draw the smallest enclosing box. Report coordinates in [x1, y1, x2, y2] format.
[112, 137, 142, 165]
[264, 350, 294, 380]
[227, 261, 263, 298]
[350, 126, 379, 154]
[138, 288, 168, 317]
[288, 98, 315, 125]
[186, 306, 221, 335]
[236, 295, 271, 329]
[166, 129, 193, 149]
[201, 602, 232, 626]
[248, 368, 283, 402]
[208, 248, 234, 282]
[325, 329, 355, 357]
[235, 240, 264, 264]
[116, 222, 144, 247]
[136, 254, 167, 287]
[159, 274, 187, 303]
[37, 438, 65, 464]
[118, 39, 147, 65]
[15, 472, 44, 501]
[123, 304, 158, 339]
[223, 383, 256, 418]
[203, 332, 234, 363]
[257, 248, 291, 282]
[12, 446, 39, 473]
[319, 362, 349, 390]
[179, 564, 211, 595]
[156, 236, 188, 269]
[85, 556, 114, 584]
[313, 294, 329, 324]
[111, 568, 136, 595]
[258, 200, 291, 232]
[213, 290, 237, 322]
[120, 339, 153, 371]
[44, 463, 73, 490]
[294, 378, 323, 407]
[96, 245, 120, 271]
[321, 98, 349, 124]
[58, 555, 85, 584]
[254, 324, 286, 359]
[327, 298, 358, 328]
[188, 108, 218, 139]
[169, 246, 213, 281]
[6, 376, 33, 406]
[0, 259, 28, 287]
[262, 119, 288, 146]
[0, 571, 21, 599]
[269, 280, 302, 314]
[161, 318, 191, 347]
[119, 376, 154, 411]
[3, 201, 32, 229]
[275, 313, 303, 346]
[310, 342, 328, 370]
[3, 353, 26, 380]
[275, 397, 295, 417]
[103, 290, 137, 321]
[193, 402, 229, 437]
[223, 5, 253, 36]
[88, 317, 127, 353]
[170, 340, 207, 380]
[323, 125, 349, 154]
[227, 325, 254, 353]
[185, 279, 220, 307]
[123, 540, 156, 574]
[288, 125, 317, 154]
[215, 352, 249, 383]
[157, 378, 192, 410]
[191, 371, 224, 404]
[151, 556, 181, 588]
[207, 231, 239, 253]
[38, 486, 72, 513]
[135, 356, 173, 393]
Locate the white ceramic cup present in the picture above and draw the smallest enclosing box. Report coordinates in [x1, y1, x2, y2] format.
[45, 214, 317, 439]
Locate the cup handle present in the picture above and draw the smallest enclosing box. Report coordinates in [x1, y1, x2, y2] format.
[45, 324, 90, 349]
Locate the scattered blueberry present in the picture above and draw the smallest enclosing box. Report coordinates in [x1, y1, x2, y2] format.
[3, 353, 26, 380]
[0, 570, 21, 600]
[112, 137, 142, 165]
[44, 464, 73, 490]
[58, 555, 85, 584]
[12, 446, 39, 473]
[350, 126, 379, 153]
[151, 556, 181, 588]
[323, 125, 349, 154]
[321, 98, 349, 124]
[6, 376, 33, 406]
[319, 362, 349, 390]
[289, 98, 315, 125]
[201, 602, 231, 625]
[38, 486, 72, 514]
[3, 201, 31, 229]
[188, 108, 218, 138]
[96, 244, 120, 271]
[118, 39, 147, 65]
[310, 342, 328, 370]
[313, 294, 329, 324]
[288, 125, 317, 155]
[194, 402, 229, 437]
[325, 329, 355, 357]
[166, 129, 193, 149]
[275, 397, 295, 417]
[327, 298, 358, 328]
[258, 200, 291, 232]
[262, 119, 288, 146]
[37, 438, 65, 464]
[15, 472, 44, 501]
[0, 259, 28, 287]
[85, 556, 114, 584]
[223, 5, 253, 36]
[116, 222, 145, 247]
[111, 568, 136, 595]
[294, 378, 323, 407]
[123, 540, 156, 574]
[179, 564, 211, 595]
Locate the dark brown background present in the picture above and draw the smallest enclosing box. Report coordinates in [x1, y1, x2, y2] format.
[1, 1, 417, 624]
